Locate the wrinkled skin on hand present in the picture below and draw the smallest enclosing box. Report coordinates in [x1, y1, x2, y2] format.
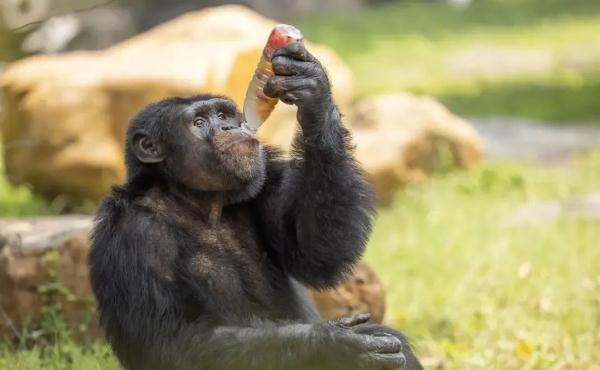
[287, 314, 408, 370]
[263, 42, 335, 132]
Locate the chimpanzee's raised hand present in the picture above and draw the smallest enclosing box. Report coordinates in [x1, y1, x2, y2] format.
[298, 313, 407, 370]
[263, 42, 334, 131]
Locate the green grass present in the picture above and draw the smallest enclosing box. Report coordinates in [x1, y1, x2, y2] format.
[1, 152, 599, 369]
[439, 72, 600, 122]
[0, 162, 55, 217]
[0, 181, 47, 217]
[0, 342, 119, 370]
[366, 151, 600, 369]
[0, 143, 56, 216]
[298, 0, 600, 122]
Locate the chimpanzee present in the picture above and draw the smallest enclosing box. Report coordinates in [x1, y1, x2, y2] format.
[89, 42, 423, 370]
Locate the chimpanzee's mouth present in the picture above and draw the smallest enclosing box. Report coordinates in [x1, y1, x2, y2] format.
[215, 136, 259, 153]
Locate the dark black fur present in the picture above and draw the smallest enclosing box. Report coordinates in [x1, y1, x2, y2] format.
[89, 43, 423, 370]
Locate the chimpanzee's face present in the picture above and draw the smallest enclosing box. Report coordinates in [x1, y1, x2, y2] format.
[130, 96, 266, 194]
[168, 98, 265, 192]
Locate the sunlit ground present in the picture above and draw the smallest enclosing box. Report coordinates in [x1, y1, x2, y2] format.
[367, 152, 600, 369]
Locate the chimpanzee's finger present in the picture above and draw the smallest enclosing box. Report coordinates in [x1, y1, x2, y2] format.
[263, 76, 285, 98]
[359, 352, 407, 370]
[263, 76, 315, 99]
[279, 92, 297, 105]
[279, 90, 310, 105]
[271, 56, 314, 77]
[361, 333, 403, 354]
[333, 331, 402, 356]
[333, 313, 371, 328]
[272, 42, 315, 62]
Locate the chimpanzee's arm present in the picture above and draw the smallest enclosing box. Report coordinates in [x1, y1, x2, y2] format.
[259, 43, 375, 289]
[184, 315, 404, 370]
[134, 281, 403, 370]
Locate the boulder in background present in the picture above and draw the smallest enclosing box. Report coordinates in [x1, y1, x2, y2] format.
[349, 93, 482, 204]
[0, 5, 353, 202]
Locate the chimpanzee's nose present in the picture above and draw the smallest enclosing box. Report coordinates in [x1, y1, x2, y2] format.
[220, 123, 236, 131]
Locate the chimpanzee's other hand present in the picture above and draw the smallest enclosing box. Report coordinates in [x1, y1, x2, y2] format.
[306, 314, 407, 370]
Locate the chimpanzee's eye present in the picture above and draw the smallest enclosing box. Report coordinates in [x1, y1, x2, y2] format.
[217, 112, 227, 120]
[194, 117, 206, 127]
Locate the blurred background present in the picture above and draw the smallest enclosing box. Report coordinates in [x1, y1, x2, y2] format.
[0, 0, 599, 369]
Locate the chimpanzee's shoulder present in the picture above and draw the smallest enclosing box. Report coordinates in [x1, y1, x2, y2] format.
[261, 146, 290, 186]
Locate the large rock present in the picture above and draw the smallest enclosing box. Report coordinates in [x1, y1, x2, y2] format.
[310, 261, 385, 323]
[0, 216, 385, 340]
[0, 216, 99, 339]
[0, 5, 353, 202]
[349, 93, 482, 204]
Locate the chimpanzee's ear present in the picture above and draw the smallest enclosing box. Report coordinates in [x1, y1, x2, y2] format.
[132, 132, 165, 163]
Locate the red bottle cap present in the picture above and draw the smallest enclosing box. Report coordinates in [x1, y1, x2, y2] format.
[263, 24, 304, 59]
